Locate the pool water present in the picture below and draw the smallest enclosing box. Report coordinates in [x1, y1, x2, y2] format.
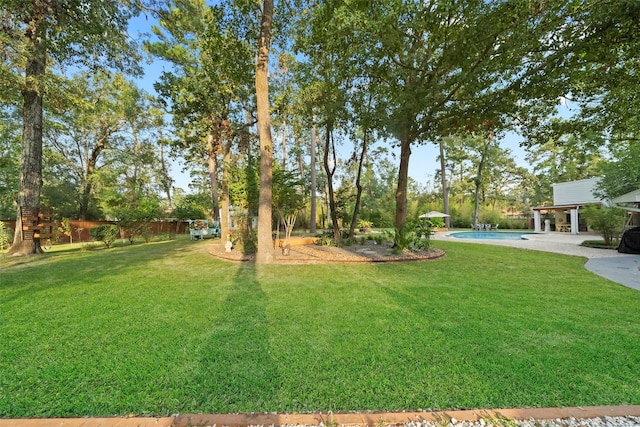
[450, 231, 535, 240]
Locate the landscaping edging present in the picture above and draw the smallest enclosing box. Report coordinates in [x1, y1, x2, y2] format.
[174, 406, 640, 427]
[207, 243, 446, 264]
[2, 405, 640, 427]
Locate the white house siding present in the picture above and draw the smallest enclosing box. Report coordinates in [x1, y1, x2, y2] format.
[553, 177, 603, 206]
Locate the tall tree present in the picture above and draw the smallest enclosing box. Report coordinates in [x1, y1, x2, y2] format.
[45, 72, 131, 220]
[595, 140, 640, 200]
[272, 53, 295, 167]
[554, 1, 640, 142]
[309, 117, 318, 233]
[255, 0, 275, 264]
[297, 1, 575, 233]
[346, 85, 380, 238]
[465, 129, 502, 226]
[147, 0, 254, 238]
[293, 1, 356, 241]
[2, 0, 141, 255]
[437, 138, 450, 228]
[0, 107, 21, 219]
[525, 128, 603, 205]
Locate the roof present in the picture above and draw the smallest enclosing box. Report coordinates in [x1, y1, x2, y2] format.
[613, 188, 640, 204]
[531, 203, 598, 211]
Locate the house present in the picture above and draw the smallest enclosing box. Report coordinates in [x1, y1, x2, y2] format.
[613, 189, 640, 228]
[531, 178, 604, 234]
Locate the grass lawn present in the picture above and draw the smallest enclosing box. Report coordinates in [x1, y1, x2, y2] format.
[1, 237, 639, 417]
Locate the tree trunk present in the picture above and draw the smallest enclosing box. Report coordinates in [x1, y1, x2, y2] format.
[472, 131, 493, 227]
[281, 117, 287, 166]
[323, 121, 340, 241]
[395, 133, 412, 232]
[207, 133, 220, 222]
[348, 129, 368, 238]
[473, 177, 481, 227]
[220, 139, 231, 243]
[158, 141, 173, 209]
[309, 117, 317, 233]
[255, 0, 274, 264]
[78, 136, 105, 220]
[8, 19, 46, 256]
[79, 180, 92, 221]
[439, 139, 450, 229]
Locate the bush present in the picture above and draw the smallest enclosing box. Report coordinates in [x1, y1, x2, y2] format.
[426, 217, 445, 228]
[357, 219, 373, 232]
[373, 234, 389, 245]
[580, 240, 618, 249]
[229, 214, 257, 254]
[498, 218, 529, 229]
[315, 233, 334, 246]
[89, 224, 120, 248]
[0, 221, 11, 250]
[343, 236, 360, 246]
[392, 218, 432, 253]
[581, 205, 627, 246]
[154, 233, 175, 242]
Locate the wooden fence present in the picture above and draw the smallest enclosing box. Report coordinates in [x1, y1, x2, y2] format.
[1, 219, 190, 244]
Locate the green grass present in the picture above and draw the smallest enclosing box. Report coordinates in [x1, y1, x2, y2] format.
[1, 237, 639, 417]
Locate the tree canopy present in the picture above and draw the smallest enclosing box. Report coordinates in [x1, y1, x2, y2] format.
[3, 0, 640, 257]
[2, 0, 143, 255]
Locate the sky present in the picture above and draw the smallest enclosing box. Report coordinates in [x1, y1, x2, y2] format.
[128, 14, 535, 194]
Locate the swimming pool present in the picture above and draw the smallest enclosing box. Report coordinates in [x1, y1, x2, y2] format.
[450, 231, 536, 240]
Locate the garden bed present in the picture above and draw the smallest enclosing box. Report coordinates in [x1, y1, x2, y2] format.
[580, 240, 618, 250]
[207, 239, 445, 264]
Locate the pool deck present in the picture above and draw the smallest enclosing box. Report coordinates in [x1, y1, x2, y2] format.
[432, 231, 640, 291]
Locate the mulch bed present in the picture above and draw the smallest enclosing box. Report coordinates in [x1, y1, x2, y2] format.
[207, 240, 445, 264]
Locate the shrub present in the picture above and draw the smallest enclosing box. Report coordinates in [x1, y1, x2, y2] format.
[373, 234, 389, 245]
[343, 236, 360, 246]
[58, 218, 73, 244]
[315, 233, 334, 246]
[426, 217, 445, 228]
[580, 240, 617, 249]
[154, 233, 175, 242]
[357, 219, 373, 232]
[392, 218, 432, 253]
[118, 220, 151, 244]
[229, 214, 257, 254]
[581, 205, 627, 246]
[0, 221, 10, 250]
[498, 218, 529, 229]
[141, 228, 154, 243]
[89, 224, 120, 248]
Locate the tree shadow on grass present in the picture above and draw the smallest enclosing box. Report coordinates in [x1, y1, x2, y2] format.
[0, 239, 194, 305]
[189, 263, 279, 413]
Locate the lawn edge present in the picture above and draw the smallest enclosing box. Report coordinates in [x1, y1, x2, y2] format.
[2, 405, 639, 427]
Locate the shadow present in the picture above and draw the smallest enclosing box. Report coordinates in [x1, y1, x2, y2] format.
[0, 238, 206, 305]
[0, 237, 247, 417]
[188, 262, 279, 413]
